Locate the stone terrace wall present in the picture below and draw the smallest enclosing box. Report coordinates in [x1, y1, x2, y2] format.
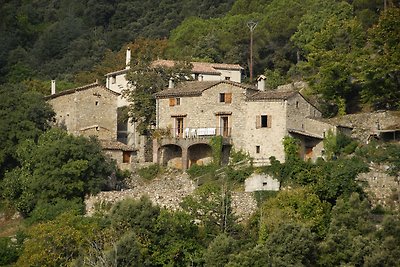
[85, 170, 258, 222]
[327, 111, 400, 142]
[357, 164, 400, 211]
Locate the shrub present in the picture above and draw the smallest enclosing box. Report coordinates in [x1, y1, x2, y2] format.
[0, 237, 20, 265]
[137, 164, 162, 180]
[186, 164, 217, 179]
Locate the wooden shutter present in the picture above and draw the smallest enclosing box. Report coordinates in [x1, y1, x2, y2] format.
[256, 115, 261, 129]
[225, 93, 232, 103]
[267, 115, 272, 128]
[123, 151, 131, 163]
[169, 98, 176, 106]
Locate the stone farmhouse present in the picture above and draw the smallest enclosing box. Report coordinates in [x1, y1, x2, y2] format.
[45, 82, 136, 170]
[104, 49, 244, 150]
[153, 77, 340, 170]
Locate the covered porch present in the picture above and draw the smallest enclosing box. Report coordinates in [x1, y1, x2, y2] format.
[153, 136, 232, 170]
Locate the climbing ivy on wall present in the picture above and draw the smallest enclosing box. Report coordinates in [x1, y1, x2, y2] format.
[210, 136, 223, 166]
[282, 136, 300, 161]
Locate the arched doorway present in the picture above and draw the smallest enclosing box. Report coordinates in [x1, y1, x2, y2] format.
[158, 144, 183, 169]
[188, 143, 213, 167]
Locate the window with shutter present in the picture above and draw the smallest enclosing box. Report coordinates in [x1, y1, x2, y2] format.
[258, 115, 272, 128]
[169, 98, 176, 107]
[225, 93, 232, 103]
[256, 115, 261, 129]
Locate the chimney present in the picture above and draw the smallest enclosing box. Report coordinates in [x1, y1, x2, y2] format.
[125, 48, 131, 69]
[257, 75, 266, 91]
[168, 78, 174, 89]
[51, 80, 56, 95]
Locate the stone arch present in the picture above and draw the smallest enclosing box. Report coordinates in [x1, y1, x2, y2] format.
[188, 143, 213, 167]
[158, 144, 183, 169]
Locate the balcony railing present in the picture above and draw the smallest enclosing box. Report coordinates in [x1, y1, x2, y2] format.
[169, 127, 231, 139]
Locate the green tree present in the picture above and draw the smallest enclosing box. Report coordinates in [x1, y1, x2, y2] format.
[259, 188, 330, 240]
[204, 233, 238, 267]
[0, 83, 54, 177]
[17, 212, 101, 267]
[358, 7, 400, 110]
[1, 128, 115, 216]
[266, 223, 318, 266]
[180, 182, 236, 238]
[125, 58, 192, 134]
[318, 193, 376, 266]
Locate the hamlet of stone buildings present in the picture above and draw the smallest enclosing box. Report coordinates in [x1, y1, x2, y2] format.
[47, 49, 400, 178]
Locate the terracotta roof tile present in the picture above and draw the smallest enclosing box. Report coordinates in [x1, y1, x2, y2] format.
[106, 60, 244, 76]
[154, 80, 256, 98]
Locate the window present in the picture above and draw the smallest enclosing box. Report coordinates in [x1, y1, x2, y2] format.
[219, 93, 232, 103]
[95, 101, 99, 106]
[169, 98, 180, 106]
[176, 117, 184, 137]
[296, 101, 299, 108]
[225, 76, 231, 81]
[256, 145, 260, 153]
[256, 115, 272, 128]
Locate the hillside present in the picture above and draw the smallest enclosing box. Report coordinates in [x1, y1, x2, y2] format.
[1, 0, 399, 115]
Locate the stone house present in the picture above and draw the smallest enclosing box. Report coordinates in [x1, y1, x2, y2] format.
[153, 78, 338, 170]
[45, 82, 136, 169]
[104, 49, 244, 152]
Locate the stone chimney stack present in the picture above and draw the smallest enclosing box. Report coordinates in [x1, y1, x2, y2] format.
[125, 48, 131, 69]
[168, 78, 174, 89]
[51, 80, 56, 95]
[257, 75, 266, 91]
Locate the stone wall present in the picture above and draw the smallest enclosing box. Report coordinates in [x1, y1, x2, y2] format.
[85, 170, 258, 222]
[326, 111, 400, 143]
[357, 164, 400, 211]
[244, 100, 287, 163]
[48, 85, 118, 140]
[245, 173, 280, 192]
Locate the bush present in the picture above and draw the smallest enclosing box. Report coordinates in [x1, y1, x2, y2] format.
[186, 164, 217, 179]
[0, 237, 20, 265]
[137, 164, 162, 180]
[26, 199, 84, 225]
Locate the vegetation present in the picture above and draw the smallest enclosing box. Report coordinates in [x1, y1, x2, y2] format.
[137, 164, 163, 181]
[1, 0, 400, 265]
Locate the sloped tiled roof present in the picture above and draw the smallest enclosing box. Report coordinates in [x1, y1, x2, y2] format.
[247, 90, 298, 101]
[44, 82, 120, 100]
[154, 80, 256, 98]
[99, 139, 136, 151]
[105, 60, 243, 76]
[152, 60, 243, 74]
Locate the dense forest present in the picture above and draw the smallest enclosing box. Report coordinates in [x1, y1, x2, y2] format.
[1, 0, 399, 114]
[1, 0, 400, 266]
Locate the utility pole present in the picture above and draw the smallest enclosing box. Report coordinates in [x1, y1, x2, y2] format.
[247, 21, 258, 82]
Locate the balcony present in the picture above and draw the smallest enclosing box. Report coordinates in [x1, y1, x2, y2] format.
[169, 127, 232, 139]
